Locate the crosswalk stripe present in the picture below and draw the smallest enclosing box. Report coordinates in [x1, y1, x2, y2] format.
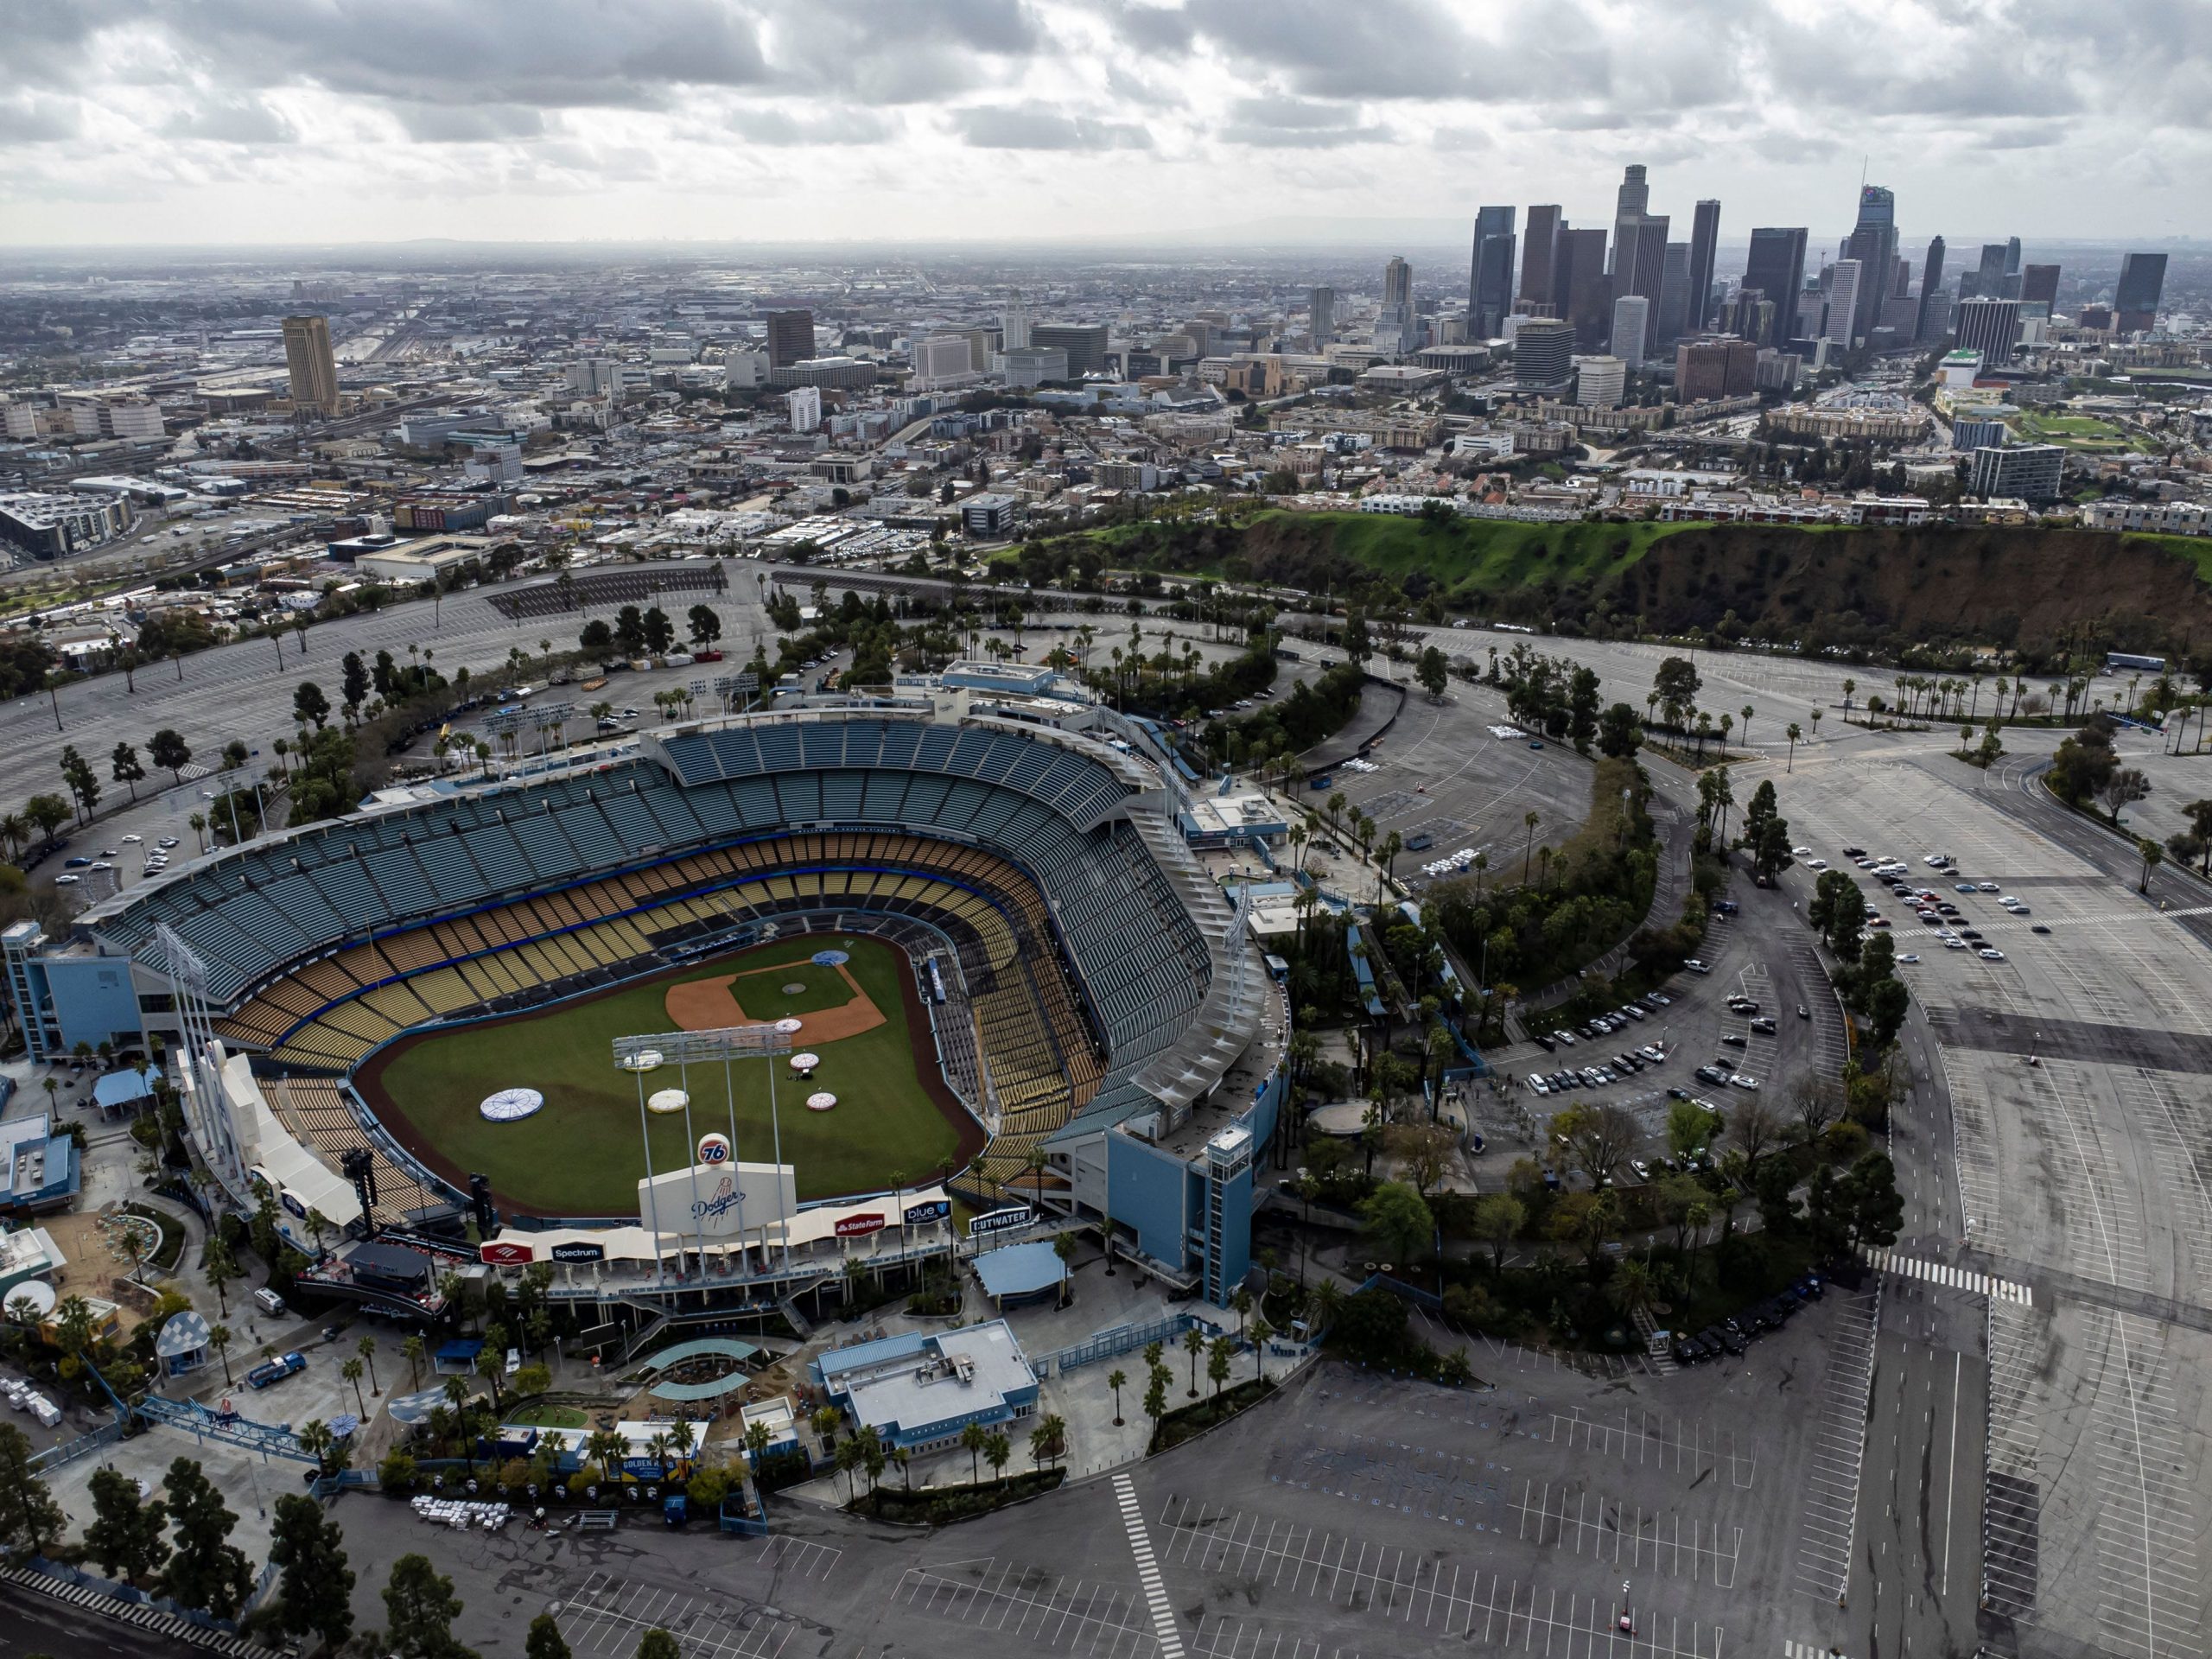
[1112, 1475, 1185, 1659]
[1864, 1248, 2030, 1307]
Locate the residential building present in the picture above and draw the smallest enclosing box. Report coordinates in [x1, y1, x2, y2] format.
[1512, 317, 1576, 389]
[1031, 323, 1110, 378]
[766, 309, 817, 369]
[2115, 253, 2168, 334]
[1953, 297, 2022, 366]
[1741, 229, 1808, 346]
[2082, 500, 2210, 537]
[1520, 205, 1562, 310]
[1674, 336, 1758, 401]
[1609, 296, 1650, 370]
[1968, 442, 2064, 503]
[1915, 237, 1948, 342]
[1572, 354, 1626, 409]
[281, 315, 340, 415]
[1469, 207, 1516, 337]
[1688, 200, 1720, 332]
[1953, 415, 2008, 452]
[1824, 259, 1864, 346]
[787, 386, 822, 432]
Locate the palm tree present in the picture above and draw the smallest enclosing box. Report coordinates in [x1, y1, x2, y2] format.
[2139, 836, 2164, 893]
[357, 1333, 380, 1394]
[959, 1421, 988, 1485]
[586, 1428, 628, 1483]
[1108, 1367, 1128, 1426]
[1183, 1325, 1205, 1396]
[1249, 1317, 1273, 1380]
[1840, 679, 1856, 720]
[209, 1323, 234, 1385]
[1522, 810, 1540, 882]
[297, 1419, 338, 1476]
[1739, 703, 1754, 751]
[1308, 1279, 1345, 1335]
[341, 1357, 366, 1416]
[403, 1333, 427, 1391]
[1809, 708, 1821, 741]
[1784, 722, 1801, 772]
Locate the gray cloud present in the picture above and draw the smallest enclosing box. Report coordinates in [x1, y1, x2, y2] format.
[1220, 95, 1389, 148]
[391, 102, 550, 143]
[729, 106, 899, 146]
[951, 103, 1152, 150]
[160, 94, 296, 145]
[0, 93, 79, 143]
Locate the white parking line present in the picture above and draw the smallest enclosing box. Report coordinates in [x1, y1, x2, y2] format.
[1116, 1473, 1187, 1659]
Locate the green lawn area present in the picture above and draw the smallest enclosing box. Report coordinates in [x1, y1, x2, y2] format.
[364, 935, 963, 1216]
[505, 1402, 588, 1428]
[2128, 532, 2212, 588]
[2014, 411, 2145, 452]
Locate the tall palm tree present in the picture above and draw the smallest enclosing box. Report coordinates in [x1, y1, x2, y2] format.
[1785, 722, 1802, 772]
[1522, 810, 1540, 882]
[1739, 704, 1754, 750]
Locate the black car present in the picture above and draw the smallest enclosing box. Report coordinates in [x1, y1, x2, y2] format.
[1533, 1033, 1557, 1052]
[1711, 1325, 1746, 1357]
[1720, 1033, 1748, 1047]
[1670, 1334, 1708, 1365]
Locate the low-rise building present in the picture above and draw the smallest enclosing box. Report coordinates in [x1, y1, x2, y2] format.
[810, 1320, 1039, 1454]
[0, 491, 130, 559]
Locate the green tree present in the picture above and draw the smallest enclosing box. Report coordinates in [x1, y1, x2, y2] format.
[383, 1553, 476, 1659]
[1206, 1336, 1232, 1398]
[1808, 868, 1866, 962]
[527, 1614, 573, 1659]
[1471, 1192, 1525, 1271]
[636, 1631, 682, 1659]
[162, 1458, 252, 1618]
[1416, 646, 1448, 701]
[983, 1429, 1011, 1483]
[1596, 702, 1642, 760]
[1182, 1325, 1205, 1395]
[958, 1421, 988, 1484]
[86, 1465, 170, 1583]
[269, 1491, 356, 1650]
[293, 680, 333, 729]
[0, 1423, 65, 1554]
[110, 741, 146, 803]
[1357, 1180, 1436, 1273]
[1839, 1150, 1906, 1252]
[1107, 1367, 1128, 1426]
[1666, 1098, 1717, 1166]
[149, 728, 193, 784]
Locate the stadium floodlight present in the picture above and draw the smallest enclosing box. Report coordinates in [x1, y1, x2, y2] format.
[613, 1023, 794, 1287]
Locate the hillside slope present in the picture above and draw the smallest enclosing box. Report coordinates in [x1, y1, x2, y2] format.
[1166, 513, 2212, 657]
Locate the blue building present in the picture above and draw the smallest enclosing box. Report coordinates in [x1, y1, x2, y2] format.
[4, 920, 156, 1063]
[0, 1111, 81, 1217]
[812, 1321, 1039, 1453]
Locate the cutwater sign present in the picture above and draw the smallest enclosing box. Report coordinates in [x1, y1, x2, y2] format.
[969, 1203, 1033, 1237]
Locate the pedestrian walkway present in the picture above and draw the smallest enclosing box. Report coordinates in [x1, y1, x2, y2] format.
[1113, 1472, 1185, 1659]
[1862, 1247, 2032, 1305]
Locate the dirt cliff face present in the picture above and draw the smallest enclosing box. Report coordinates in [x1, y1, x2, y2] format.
[1607, 527, 2212, 655]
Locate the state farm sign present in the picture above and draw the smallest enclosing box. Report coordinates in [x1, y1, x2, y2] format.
[833, 1212, 886, 1239]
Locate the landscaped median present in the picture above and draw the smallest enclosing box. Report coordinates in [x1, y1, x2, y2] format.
[1147, 1376, 1279, 1454]
[847, 1466, 1065, 1524]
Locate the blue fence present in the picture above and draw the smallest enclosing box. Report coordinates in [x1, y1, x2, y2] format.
[1037, 1312, 1223, 1376]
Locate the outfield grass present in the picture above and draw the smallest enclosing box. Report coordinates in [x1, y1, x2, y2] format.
[364, 935, 964, 1215]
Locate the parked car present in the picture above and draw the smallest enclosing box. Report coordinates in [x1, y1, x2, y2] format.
[246, 1352, 307, 1391]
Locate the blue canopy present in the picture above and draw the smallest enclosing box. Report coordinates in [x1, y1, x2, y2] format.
[974, 1240, 1066, 1300]
[93, 1065, 162, 1110]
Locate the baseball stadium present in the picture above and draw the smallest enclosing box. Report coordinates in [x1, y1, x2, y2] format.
[16, 676, 1287, 1321]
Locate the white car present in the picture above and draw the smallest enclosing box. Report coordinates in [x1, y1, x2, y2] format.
[1979, 948, 2006, 961]
[1805, 858, 1828, 870]
[1528, 1075, 1550, 1096]
[54, 874, 79, 885]
[1792, 846, 1812, 856]
[121, 833, 143, 843]
[1943, 938, 1967, 950]
[1729, 1073, 1760, 1090]
[1978, 881, 2000, 893]
[1683, 959, 1712, 975]
[1897, 952, 1921, 963]
[158, 836, 179, 849]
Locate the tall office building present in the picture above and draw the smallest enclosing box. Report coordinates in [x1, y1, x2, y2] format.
[1571, 354, 1626, 409]
[1688, 200, 1721, 332]
[786, 385, 822, 432]
[2115, 252, 2168, 333]
[1382, 256, 1412, 310]
[1001, 293, 1031, 351]
[281, 315, 340, 415]
[1842, 186, 1897, 340]
[1823, 260, 1864, 346]
[1306, 286, 1336, 344]
[1512, 317, 1576, 389]
[2019, 264, 2061, 314]
[1520, 205, 1562, 309]
[1656, 243, 1693, 346]
[1469, 207, 1517, 337]
[1973, 244, 2009, 302]
[1031, 323, 1110, 378]
[1675, 336, 1759, 401]
[1914, 237, 1948, 341]
[1610, 295, 1651, 369]
[1610, 164, 1649, 277]
[1618, 214, 1669, 351]
[1554, 227, 1612, 350]
[2004, 237, 2022, 281]
[1741, 228, 1808, 346]
[766, 309, 817, 369]
[1953, 296, 2022, 365]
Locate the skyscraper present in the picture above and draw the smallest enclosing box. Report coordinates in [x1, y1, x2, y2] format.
[1554, 227, 1612, 350]
[1953, 296, 2021, 365]
[1842, 186, 1897, 341]
[1741, 228, 1808, 346]
[1382, 256, 1412, 310]
[2115, 252, 2168, 333]
[1001, 293, 1031, 351]
[1914, 237, 1948, 342]
[1823, 260, 1864, 346]
[1520, 205, 1562, 309]
[1610, 296, 1650, 369]
[1610, 165, 1649, 278]
[2019, 264, 2061, 313]
[1688, 200, 1721, 332]
[1656, 243, 1693, 346]
[281, 315, 340, 415]
[1619, 215, 1669, 351]
[766, 309, 816, 369]
[1469, 207, 1517, 337]
[1512, 317, 1576, 389]
[2004, 237, 2022, 279]
[1306, 286, 1335, 344]
[1974, 245, 2009, 302]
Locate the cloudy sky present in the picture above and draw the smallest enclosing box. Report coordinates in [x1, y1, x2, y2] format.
[1, 0, 2202, 249]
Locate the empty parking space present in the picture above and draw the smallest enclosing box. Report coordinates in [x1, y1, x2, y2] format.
[556, 1570, 797, 1659]
[1791, 1289, 1879, 1601]
[1546, 1412, 1756, 1488]
[892, 1559, 1161, 1659]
